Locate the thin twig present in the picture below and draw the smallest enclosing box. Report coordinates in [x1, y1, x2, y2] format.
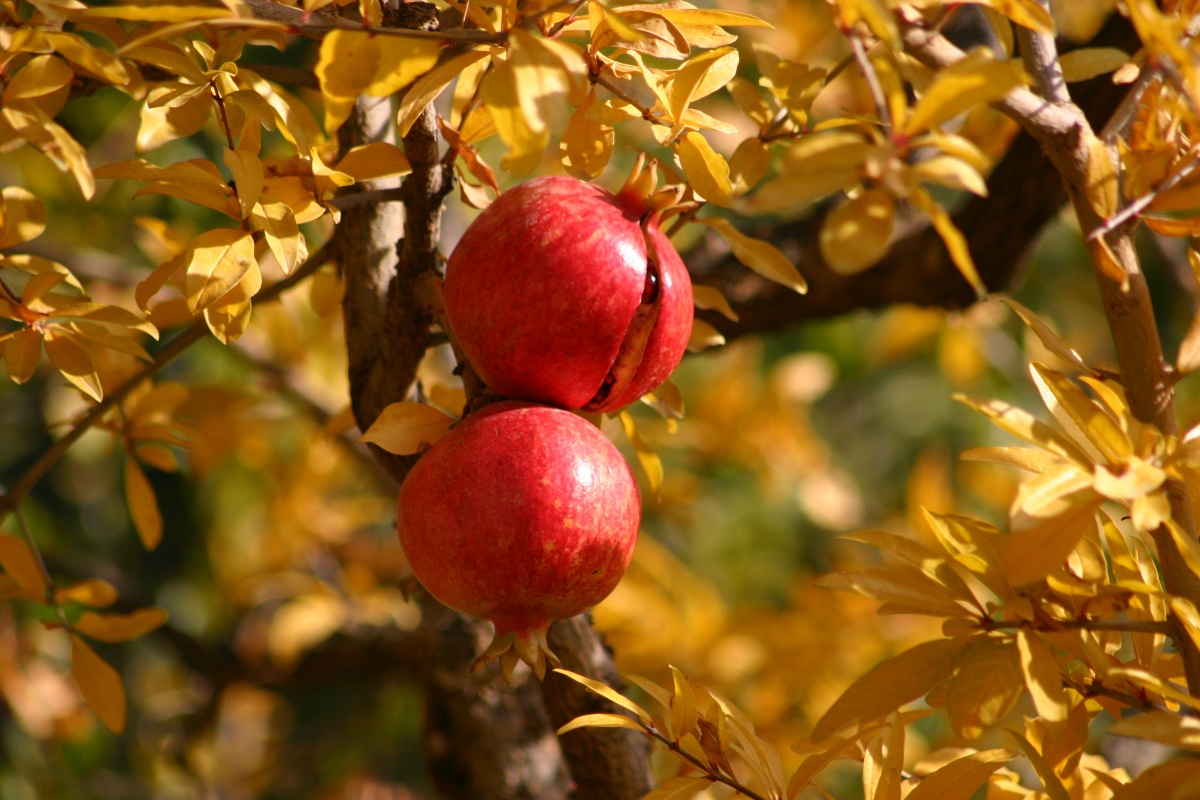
[593, 73, 669, 127]
[849, 31, 890, 135]
[0, 244, 332, 523]
[646, 727, 771, 800]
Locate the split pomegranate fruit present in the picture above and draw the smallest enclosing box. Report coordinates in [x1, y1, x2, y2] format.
[397, 401, 641, 679]
[442, 172, 693, 412]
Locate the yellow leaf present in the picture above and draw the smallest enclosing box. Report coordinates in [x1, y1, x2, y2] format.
[1011, 462, 1094, 522]
[788, 726, 886, 797]
[2, 106, 95, 199]
[70, 634, 126, 733]
[1176, 311, 1200, 375]
[817, 568, 973, 618]
[1108, 711, 1200, 753]
[954, 394, 1090, 465]
[4, 328, 42, 385]
[125, 457, 163, 550]
[309, 266, 345, 319]
[360, 402, 456, 455]
[840, 529, 979, 604]
[315, 30, 382, 136]
[556, 712, 646, 735]
[4, 54, 74, 101]
[641, 776, 715, 800]
[691, 284, 738, 321]
[0, 186, 47, 249]
[44, 330, 101, 401]
[44, 32, 130, 85]
[812, 637, 969, 740]
[1016, 629, 1067, 722]
[819, 188, 896, 275]
[675, 131, 732, 207]
[552, 668, 653, 724]
[0, 535, 47, 600]
[941, 640, 1023, 738]
[203, 254, 261, 344]
[592, 7, 690, 60]
[960, 445, 1062, 473]
[1001, 299, 1090, 372]
[336, 142, 412, 182]
[686, 318, 725, 353]
[1058, 47, 1129, 84]
[183, 228, 255, 314]
[1005, 729, 1070, 800]
[84, 4, 232, 21]
[1002, 495, 1101, 586]
[669, 665, 699, 738]
[905, 749, 1016, 800]
[75, 608, 168, 643]
[981, 0, 1055, 34]
[398, 49, 491, 137]
[728, 137, 771, 195]
[56, 579, 120, 608]
[698, 217, 806, 293]
[666, 47, 738, 124]
[366, 37, 442, 99]
[911, 189, 986, 298]
[1030, 362, 1130, 465]
[223, 148, 263, 220]
[912, 154, 988, 196]
[561, 89, 614, 181]
[267, 593, 344, 668]
[619, 410, 663, 495]
[480, 51, 550, 175]
[251, 200, 304, 275]
[903, 49, 1026, 137]
[1107, 666, 1200, 710]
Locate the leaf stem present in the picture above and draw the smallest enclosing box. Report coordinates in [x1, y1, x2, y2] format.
[645, 727, 771, 800]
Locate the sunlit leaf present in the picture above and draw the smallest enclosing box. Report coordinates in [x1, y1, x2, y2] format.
[1015, 629, 1067, 722]
[561, 89, 614, 180]
[553, 669, 653, 724]
[70, 634, 126, 733]
[697, 217, 806, 293]
[1108, 711, 1200, 753]
[687, 318, 725, 352]
[619, 409, 663, 495]
[642, 776, 715, 800]
[125, 457, 163, 550]
[817, 568, 974, 618]
[1001, 299, 1090, 373]
[819, 188, 895, 276]
[223, 147, 264, 220]
[3, 328, 42, 385]
[557, 712, 646, 735]
[398, 49, 492, 137]
[0, 535, 47, 600]
[812, 637, 969, 740]
[1004, 492, 1101, 585]
[1058, 47, 1128, 82]
[183, 228, 256, 314]
[906, 749, 1016, 800]
[359, 402, 455, 456]
[75, 608, 168, 642]
[676, 131, 732, 207]
[904, 49, 1026, 137]
[0, 186, 47, 249]
[56, 579, 120, 608]
[336, 142, 412, 182]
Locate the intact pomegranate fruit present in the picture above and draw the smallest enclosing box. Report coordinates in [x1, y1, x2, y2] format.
[443, 173, 693, 412]
[397, 401, 640, 679]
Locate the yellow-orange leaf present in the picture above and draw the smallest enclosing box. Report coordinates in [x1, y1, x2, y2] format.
[336, 142, 412, 182]
[44, 330, 101, 401]
[125, 457, 163, 550]
[942, 640, 1023, 738]
[820, 188, 895, 275]
[1016, 629, 1067, 722]
[686, 318, 725, 352]
[619, 409, 663, 495]
[184, 228, 255, 314]
[1031, 362, 1130, 465]
[1108, 710, 1200, 753]
[71, 634, 126, 733]
[903, 49, 1026, 137]
[1059, 47, 1129, 82]
[812, 637, 968, 740]
[315, 30, 381, 136]
[399, 49, 491, 137]
[0, 186, 47, 249]
[75, 608, 168, 643]
[1003, 495, 1101, 586]
[561, 89, 613, 181]
[251, 200, 304, 275]
[691, 284, 738, 321]
[85, 5, 232, 21]
[556, 712, 646, 736]
[4, 328, 42, 385]
[360, 402, 456, 455]
[553, 668, 653, 724]
[676, 131, 732, 207]
[817, 568, 973, 618]
[0, 535, 47, 600]
[56, 579, 119, 608]
[698, 217, 806, 293]
[642, 776, 715, 800]
[223, 148, 264, 220]
[1001, 299, 1090, 373]
[905, 749, 1015, 800]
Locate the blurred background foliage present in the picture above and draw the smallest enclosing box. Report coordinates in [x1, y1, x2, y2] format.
[1, 0, 1193, 798]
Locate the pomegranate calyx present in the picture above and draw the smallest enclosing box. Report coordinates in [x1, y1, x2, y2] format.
[472, 626, 561, 682]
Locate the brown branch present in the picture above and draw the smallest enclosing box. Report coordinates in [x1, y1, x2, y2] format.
[693, 11, 1140, 339]
[904, 9, 1200, 699]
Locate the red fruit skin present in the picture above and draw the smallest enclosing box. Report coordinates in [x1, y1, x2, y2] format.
[397, 401, 640, 639]
[443, 175, 693, 412]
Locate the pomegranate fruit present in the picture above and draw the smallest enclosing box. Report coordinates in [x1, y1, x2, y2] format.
[397, 401, 640, 678]
[443, 173, 693, 412]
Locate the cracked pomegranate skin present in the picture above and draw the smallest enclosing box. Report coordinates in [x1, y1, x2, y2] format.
[443, 175, 693, 412]
[397, 401, 641, 639]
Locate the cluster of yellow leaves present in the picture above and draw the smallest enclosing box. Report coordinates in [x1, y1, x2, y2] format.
[0, 188, 158, 400]
[0, 533, 167, 733]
